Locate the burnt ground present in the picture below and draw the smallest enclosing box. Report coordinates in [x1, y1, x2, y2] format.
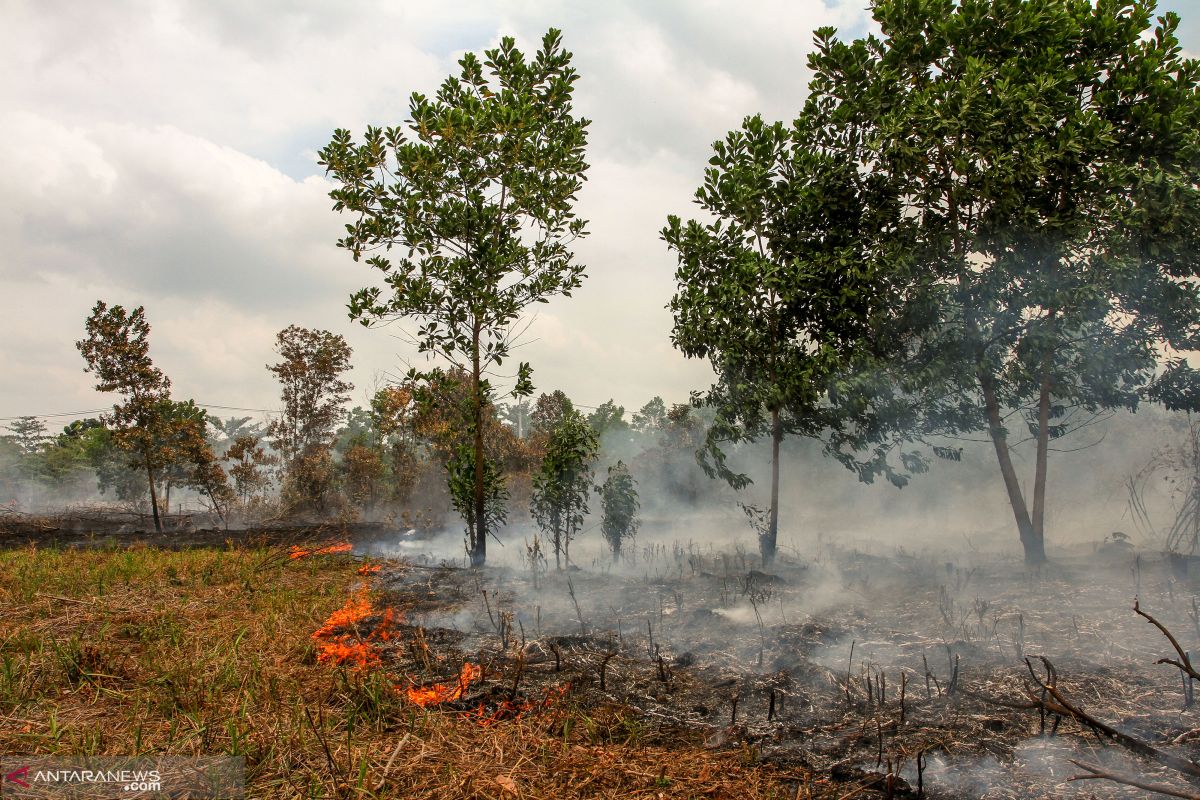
[6, 508, 1200, 798]
[363, 534, 1200, 799]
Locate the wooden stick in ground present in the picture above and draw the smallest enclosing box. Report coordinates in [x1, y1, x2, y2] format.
[1069, 760, 1200, 800]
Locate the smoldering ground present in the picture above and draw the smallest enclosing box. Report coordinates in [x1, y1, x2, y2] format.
[331, 399, 1200, 799]
[348, 506, 1200, 799]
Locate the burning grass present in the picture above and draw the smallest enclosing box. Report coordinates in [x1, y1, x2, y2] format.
[0, 541, 825, 799]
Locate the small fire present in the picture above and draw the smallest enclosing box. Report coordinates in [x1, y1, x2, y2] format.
[469, 683, 570, 726]
[290, 541, 353, 560]
[404, 662, 483, 707]
[357, 562, 382, 575]
[311, 589, 399, 668]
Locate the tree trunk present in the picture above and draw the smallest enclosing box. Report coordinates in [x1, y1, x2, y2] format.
[554, 519, 562, 570]
[470, 330, 486, 568]
[145, 459, 162, 533]
[1031, 312, 1057, 548]
[979, 370, 1044, 564]
[1031, 366, 1052, 544]
[763, 407, 782, 567]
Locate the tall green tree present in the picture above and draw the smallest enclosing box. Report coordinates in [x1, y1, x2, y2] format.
[266, 326, 353, 512]
[664, 112, 907, 565]
[4, 417, 48, 456]
[805, 0, 1200, 564]
[320, 29, 590, 567]
[77, 302, 175, 532]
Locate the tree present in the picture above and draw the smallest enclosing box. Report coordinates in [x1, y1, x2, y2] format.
[804, 0, 1200, 563]
[154, 399, 231, 519]
[664, 111, 904, 565]
[530, 390, 575, 451]
[77, 301, 175, 532]
[588, 400, 629, 439]
[266, 326, 353, 512]
[598, 460, 639, 560]
[530, 406, 598, 569]
[631, 397, 667, 434]
[320, 28, 590, 567]
[4, 417, 48, 455]
[224, 434, 275, 506]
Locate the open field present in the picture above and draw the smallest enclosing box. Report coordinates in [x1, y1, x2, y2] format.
[0, 538, 825, 799]
[3, 527, 1200, 798]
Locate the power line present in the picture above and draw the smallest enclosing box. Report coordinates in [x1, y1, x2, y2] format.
[0, 402, 279, 424]
[0, 408, 111, 422]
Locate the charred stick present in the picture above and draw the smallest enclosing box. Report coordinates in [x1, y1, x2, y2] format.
[916, 750, 926, 798]
[599, 651, 615, 691]
[899, 671, 907, 725]
[730, 692, 739, 725]
[482, 589, 496, 630]
[509, 652, 525, 701]
[1070, 760, 1200, 800]
[846, 640, 856, 704]
[550, 641, 562, 673]
[768, 688, 776, 722]
[567, 578, 586, 636]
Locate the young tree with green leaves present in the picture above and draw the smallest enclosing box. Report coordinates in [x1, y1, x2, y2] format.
[266, 325, 353, 513]
[4, 417, 48, 456]
[77, 302, 176, 532]
[598, 460, 639, 560]
[224, 434, 275, 506]
[320, 29, 590, 567]
[664, 111, 906, 565]
[804, 0, 1200, 564]
[530, 406, 599, 569]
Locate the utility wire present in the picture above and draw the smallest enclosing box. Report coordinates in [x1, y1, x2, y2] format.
[0, 402, 279, 423]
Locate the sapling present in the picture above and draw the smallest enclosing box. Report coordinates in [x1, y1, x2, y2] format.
[598, 461, 640, 561]
[531, 406, 598, 569]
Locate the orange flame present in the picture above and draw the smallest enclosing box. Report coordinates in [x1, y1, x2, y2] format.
[404, 662, 482, 707]
[357, 563, 382, 575]
[468, 683, 569, 726]
[290, 542, 353, 560]
[311, 589, 400, 668]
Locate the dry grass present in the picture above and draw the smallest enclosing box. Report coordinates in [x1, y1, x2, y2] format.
[0, 544, 828, 799]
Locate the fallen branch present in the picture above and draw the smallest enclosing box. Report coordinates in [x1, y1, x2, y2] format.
[1135, 599, 1200, 682]
[1022, 656, 1200, 780]
[1070, 760, 1200, 800]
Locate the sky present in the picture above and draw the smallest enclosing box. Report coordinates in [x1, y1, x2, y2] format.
[2, 0, 1199, 429]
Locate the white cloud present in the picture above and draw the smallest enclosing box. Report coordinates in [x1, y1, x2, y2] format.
[4, 0, 1190, 428]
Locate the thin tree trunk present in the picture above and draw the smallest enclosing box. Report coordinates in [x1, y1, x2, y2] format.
[1031, 311, 1057, 546]
[145, 459, 162, 533]
[763, 407, 782, 567]
[979, 370, 1044, 564]
[471, 329, 486, 568]
[1031, 368, 1052, 542]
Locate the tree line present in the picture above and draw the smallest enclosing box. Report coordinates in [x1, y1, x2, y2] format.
[7, 2, 1200, 568]
[1, 315, 707, 565]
